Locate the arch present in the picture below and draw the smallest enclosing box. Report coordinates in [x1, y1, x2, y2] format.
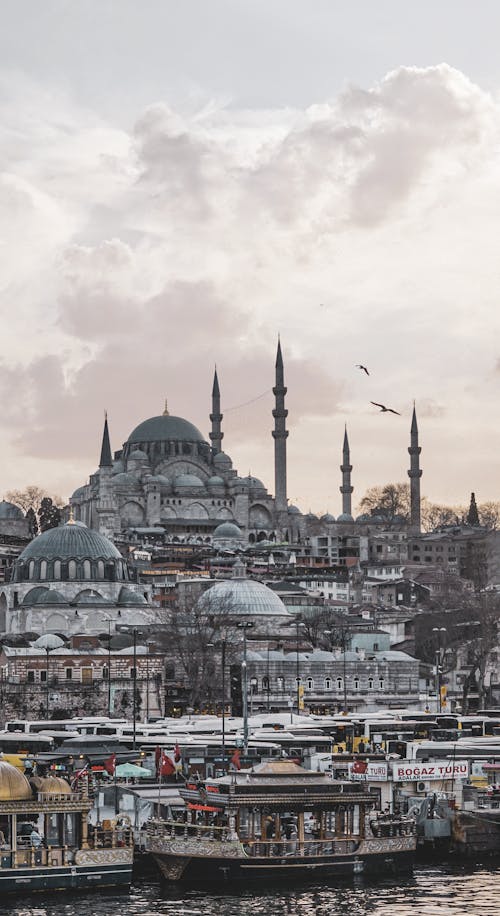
[249, 504, 273, 528]
[184, 502, 209, 520]
[216, 507, 233, 520]
[306, 677, 314, 691]
[53, 560, 61, 580]
[325, 677, 332, 691]
[28, 560, 35, 580]
[97, 560, 105, 579]
[83, 559, 92, 579]
[121, 501, 145, 526]
[68, 560, 77, 580]
[160, 506, 178, 520]
[39, 560, 47, 580]
[46, 613, 67, 631]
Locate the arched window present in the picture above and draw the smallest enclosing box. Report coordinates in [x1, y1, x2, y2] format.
[250, 677, 258, 695]
[83, 560, 91, 579]
[325, 677, 332, 691]
[97, 560, 105, 579]
[53, 560, 61, 580]
[337, 678, 343, 690]
[68, 560, 77, 580]
[276, 676, 284, 691]
[295, 676, 302, 687]
[102, 666, 109, 680]
[39, 560, 47, 580]
[306, 677, 314, 691]
[368, 678, 374, 690]
[262, 676, 269, 691]
[28, 560, 35, 580]
[379, 678, 385, 690]
[354, 677, 359, 690]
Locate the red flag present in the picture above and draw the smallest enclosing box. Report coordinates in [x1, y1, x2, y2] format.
[174, 743, 181, 763]
[352, 759, 367, 774]
[104, 753, 116, 776]
[160, 754, 175, 777]
[230, 749, 241, 771]
[71, 762, 89, 788]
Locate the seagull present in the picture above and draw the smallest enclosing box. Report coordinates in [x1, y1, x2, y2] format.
[356, 364, 370, 376]
[371, 401, 401, 415]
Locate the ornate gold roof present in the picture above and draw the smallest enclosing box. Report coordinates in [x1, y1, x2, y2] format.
[30, 776, 71, 795]
[0, 761, 33, 801]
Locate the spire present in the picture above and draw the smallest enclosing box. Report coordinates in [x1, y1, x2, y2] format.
[272, 338, 288, 512]
[209, 367, 223, 454]
[340, 425, 353, 516]
[467, 492, 479, 526]
[99, 412, 113, 468]
[408, 404, 422, 533]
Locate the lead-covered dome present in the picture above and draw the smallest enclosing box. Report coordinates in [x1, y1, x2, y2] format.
[128, 415, 205, 444]
[198, 561, 290, 618]
[0, 500, 24, 519]
[19, 522, 121, 562]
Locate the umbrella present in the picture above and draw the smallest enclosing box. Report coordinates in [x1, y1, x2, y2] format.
[115, 763, 153, 778]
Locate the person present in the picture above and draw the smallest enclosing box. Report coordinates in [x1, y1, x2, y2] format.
[30, 826, 42, 848]
[358, 740, 365, 754]
[265, 815, 275, 839]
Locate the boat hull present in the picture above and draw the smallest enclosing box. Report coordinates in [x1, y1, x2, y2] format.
[152, 841, 415, 885]
[0, 851, 133, 895]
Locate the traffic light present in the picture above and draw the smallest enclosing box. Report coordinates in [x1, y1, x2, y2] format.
[230, 664, 243, 717]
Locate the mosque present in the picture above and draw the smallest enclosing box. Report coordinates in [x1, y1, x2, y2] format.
[68, 342, 423, 547]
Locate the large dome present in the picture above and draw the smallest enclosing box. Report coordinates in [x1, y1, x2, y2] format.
[0, 500, 24, 519]
[198, 567, 290, 618]
[0, 761, 32, 801]
[128, 415, 205, 444]
[19, 522, 121, 561]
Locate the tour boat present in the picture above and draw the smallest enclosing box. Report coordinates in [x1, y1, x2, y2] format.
[0, 761, 133, 894]
[146, 760, 416, 884]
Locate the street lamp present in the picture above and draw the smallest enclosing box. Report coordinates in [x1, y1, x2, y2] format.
[325, 621, 350, 715]
[132, 628, 137, 750]
[294, 617, 305, 718]
[207, 636, 228, 774]
[34, 634, 64, 719]
[432, 627, 446, 713]
[237, 622, 253, 756]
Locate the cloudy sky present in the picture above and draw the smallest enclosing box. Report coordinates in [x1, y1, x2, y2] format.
[2, 0, 500, 514]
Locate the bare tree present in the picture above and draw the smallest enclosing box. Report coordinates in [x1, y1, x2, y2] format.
[7, 486, 64, 531]
[358, 483, 410, 521]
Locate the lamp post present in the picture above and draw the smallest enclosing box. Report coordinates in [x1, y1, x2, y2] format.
[294, 617, 304, 718]
[325, 621, 349, 715]
[432, 626, 446, 713]
[237, 622, 253, 756]
[132, 628, 137, 750]
[45, 648, 50, 719]
[207, 635, 228, 774]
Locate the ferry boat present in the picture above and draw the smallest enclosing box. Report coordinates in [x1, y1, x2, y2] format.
[146, 761, 416, 884]
[0, 760, 133, 894]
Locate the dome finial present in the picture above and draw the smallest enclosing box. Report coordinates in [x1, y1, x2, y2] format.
[163, 398, 169, 417]
[68, 506, 76, 525]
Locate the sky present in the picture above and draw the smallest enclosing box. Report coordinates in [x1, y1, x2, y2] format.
[2, 1, 500, 515]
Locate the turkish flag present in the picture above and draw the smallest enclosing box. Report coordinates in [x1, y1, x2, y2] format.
[160, 754, 175, 777]
[104, 753, 116, 775]
[230, 749, 241, 771]
[352, 759, 368, 774]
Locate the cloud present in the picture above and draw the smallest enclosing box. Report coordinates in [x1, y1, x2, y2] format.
[1, 64, 500, 507]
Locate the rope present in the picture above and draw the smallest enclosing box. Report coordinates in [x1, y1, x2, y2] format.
[223, 388, 273, 412]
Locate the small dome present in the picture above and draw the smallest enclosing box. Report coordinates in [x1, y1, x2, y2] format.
[356, 513, 371, 522]
[71, 486, 87, 500]
[118, 586, 148, 606]
[73, 590, 111, 606]
[128, 415, 205, 445]
[321, 513, 336, 523]
[305, 512, 318, 521]
[34, 634, 65, 650]
[213, 452, 232, 469]
[128, 449, 148, 460]
[30, 776, 71, 796]
[213, 522, 243, 540]
[175, 474, 205, 489]
[0, 500, 23, 520]
[113, 473, 140, 487]
[18, 522, 122, 562]
[0, 761, 32, 801]
[288, 505, 301, 515]
[337, 513, 354, 522]
[207, 476, 225, 487]
[242, 475, 265, 489]
[146, 474, 170, 487]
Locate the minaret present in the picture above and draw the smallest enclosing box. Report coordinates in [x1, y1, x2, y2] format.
[272, 339, 288, 512]
[408, 405, 422, 534]
[97, 412, 115, 538]
[340, 426, 353, 517]
[209, 367, 223, 455]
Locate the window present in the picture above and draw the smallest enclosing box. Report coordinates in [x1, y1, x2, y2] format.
[65, 668, 73, 680]
[130, 667, 137, 679]
[54, 560, 61, 580]
[379, 679, 384, 689]
[40, 560, 47, 580]
[40, 670, 47, 682]
[373, 643, 379, 651]
[368, 678, 373, 689]
[68, 560, 77, 579]
[325, 677, 332, 690]
[27, 670, 35, 683]
[337, 678, 343, 690]
[276, 676, 284, 691]
[306, 677, 314, 690]
[354, 678, 359, 690]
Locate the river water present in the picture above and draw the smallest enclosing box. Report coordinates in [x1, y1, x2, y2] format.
[3, 864, 500, 916]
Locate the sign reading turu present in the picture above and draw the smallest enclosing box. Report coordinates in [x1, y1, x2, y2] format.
[391, 760, 469, 782]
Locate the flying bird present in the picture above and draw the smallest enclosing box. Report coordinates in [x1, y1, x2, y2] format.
[356, 364, 370, 375]
[371, 401, 401, 415]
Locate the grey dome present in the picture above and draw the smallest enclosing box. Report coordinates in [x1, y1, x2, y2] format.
[128, 449, 148, 460]
[34, 633, 65, 650]
[19, 522, 121, 561]
[356, 513, 371, 522]
[175, 474, 205, 488]
[23, 587, 51, 606]
[207, 476, 225, 487]
[213, 522, 243, 539]
[73, 590, 111, 606]
[213, 452, 232, 468]
[128, 415, 205, 444]
[288, 505, 301, 515]
[71, 486, 87, 500]
[242, 475, 265, 489]
[0, 500, 23, 520]
[322, 513, 336, 523]
[147, 474, 170, 486]
[337, 513, 353, 522]
[32, 589, 67, 606]
[198, 577, 290, 618]
[118, 586, 147, 606]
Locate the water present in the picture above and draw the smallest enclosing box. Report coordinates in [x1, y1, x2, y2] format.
[3, 865, 499, 916]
